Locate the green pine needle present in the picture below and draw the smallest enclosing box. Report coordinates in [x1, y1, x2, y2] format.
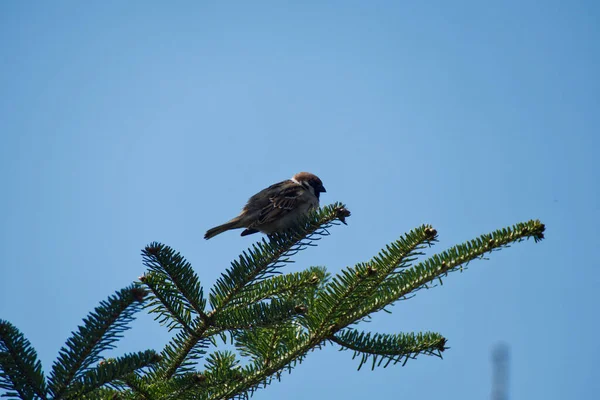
[48, 284, 147, 398]
[66, 350, 160, 399]
[0, 320, 48, 399]
[0, 215, 546, 400]
[332, 330, 447, 370]
[215, 299, 301, 330]
[142, 243, 207, 320]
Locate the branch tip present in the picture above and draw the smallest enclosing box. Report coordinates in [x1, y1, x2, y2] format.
[424, 226, 437, 238]
[336, 207, 351, 224]
[437, 338, 448, 352]
[130, 287, 147, 302]
[145, 243, 162, 256]
[533, 223, 545, 242]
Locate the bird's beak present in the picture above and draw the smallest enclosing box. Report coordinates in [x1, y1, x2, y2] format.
[320, 186, 327, 193]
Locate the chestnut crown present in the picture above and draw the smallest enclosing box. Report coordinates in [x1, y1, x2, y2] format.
[292, 172, 326, 195]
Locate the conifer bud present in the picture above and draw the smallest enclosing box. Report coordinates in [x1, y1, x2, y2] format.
[294, 305, 308, 314]
[131, 287, 147, 302]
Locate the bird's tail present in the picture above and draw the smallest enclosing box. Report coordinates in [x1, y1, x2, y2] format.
[204, 217, 244, 239]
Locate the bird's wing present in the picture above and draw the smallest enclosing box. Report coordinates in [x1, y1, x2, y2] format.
[255, 185, 304, 226]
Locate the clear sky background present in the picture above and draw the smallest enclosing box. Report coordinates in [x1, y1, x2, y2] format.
[1, 1, 598, 399]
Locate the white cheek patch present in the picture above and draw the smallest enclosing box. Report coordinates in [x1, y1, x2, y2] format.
[292, 177, 317, 196]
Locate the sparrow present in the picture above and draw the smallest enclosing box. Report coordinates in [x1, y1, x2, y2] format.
[204, 172, 326, 239]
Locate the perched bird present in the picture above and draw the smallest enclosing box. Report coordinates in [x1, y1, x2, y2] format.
[204, 172, 326, 239]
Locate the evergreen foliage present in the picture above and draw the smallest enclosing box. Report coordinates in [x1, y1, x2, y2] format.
[0, 203, 545, 399]
[1, 285, 158, 399]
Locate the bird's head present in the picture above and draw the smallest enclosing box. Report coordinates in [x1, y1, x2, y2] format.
[292, 172, 327, 199]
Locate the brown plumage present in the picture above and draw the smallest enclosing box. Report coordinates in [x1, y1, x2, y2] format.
[204, 172, 326, 239]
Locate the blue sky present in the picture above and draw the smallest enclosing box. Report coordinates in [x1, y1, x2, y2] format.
[1, 1, 598, 399]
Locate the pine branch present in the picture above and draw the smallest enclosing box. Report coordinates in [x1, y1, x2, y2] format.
[152, 298, 303, 381]
[154, 330, 210, 379]
[142, 243, 208, 321]
[211, 220, 545, 399]
[347, 219, 546, 324]
[77, 387, 127, 399]
[120, 372, 154, 399]
[34, 217, 540, 400]
[141, 273, 195, 333]
[65, 350, 160, 399]
[331, 330, 446, 370]
[308, 225, 437, 335]
[204, 351, 241, 382]
[48, 285, 147, 399]
[170, 352, 245, 400]
[139, 244, 211, 378]
[136, 245, 212, 381]
[214, 299, 302, 330]
[158, 373, 209, 400]
[225, 267, 328, 309]
[198, 351, 245, 398]
[209, 203, 350, 312]
[234, 321, 306, 368]
[0, 320, 47, 399]
[261, 329, 283, 369]
[360, 225, 438, 295]
[210, 335, 314, 399]
[146, 204, 349, 382]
